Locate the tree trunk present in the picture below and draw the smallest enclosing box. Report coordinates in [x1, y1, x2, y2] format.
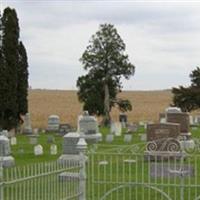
[103, 82, 110, 126]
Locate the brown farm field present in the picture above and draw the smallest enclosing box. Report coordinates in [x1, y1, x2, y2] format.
[28, 89, 173, 129]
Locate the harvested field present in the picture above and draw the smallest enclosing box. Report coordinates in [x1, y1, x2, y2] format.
[28, 89, 173, 128]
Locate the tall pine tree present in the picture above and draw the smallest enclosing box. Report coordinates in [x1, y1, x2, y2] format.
[0, 7, 29, 130]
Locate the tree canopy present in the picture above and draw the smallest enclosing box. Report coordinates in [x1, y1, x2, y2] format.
[77, 23, 135, 125]
[172, 67, 200, 112]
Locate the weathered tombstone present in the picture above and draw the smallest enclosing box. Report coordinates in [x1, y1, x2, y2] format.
[78, 111, 102, 143]
[146, 123, 181, 151]
[58, 132, 81, 162]
[23, 113, 32, 134]
[159, 113, 166, 123]
[150, 163, 194, 178]
[28, 135, 38, 145]
[124, 134, 132, 143]
[33, 128, 39, 135]
[50, 144, 57, 155]
[59, 123, 71, 135]
[110, 122, 122, 136]
[47, 115, 60, 132]
[34, 145, 43, 156]
[127, 123, 138, 133]
[119, 113, 127, 128]
[106, 134, 114, 143]
[0, 131, 15, 167]
[47, 135, 55, 144]
[10, 137, 17, 145]
[166, 111, 191, 139]
[140, 133, 147, 142]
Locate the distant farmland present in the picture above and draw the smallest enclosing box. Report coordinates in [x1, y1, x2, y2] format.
[28, 89, 173, 128]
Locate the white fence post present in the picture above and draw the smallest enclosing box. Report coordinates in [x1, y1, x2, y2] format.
[0, 158, 3, 200]
[77, 137, 87, 200]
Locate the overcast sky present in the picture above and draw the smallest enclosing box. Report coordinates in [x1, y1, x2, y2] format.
[2, 0, 200, 90]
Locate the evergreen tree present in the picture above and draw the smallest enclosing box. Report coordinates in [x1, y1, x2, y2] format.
[77, 24, 135, 125]
[17, 41, 29, 117]
[0, 7, 29, 130]
[172, 67, 200, 112]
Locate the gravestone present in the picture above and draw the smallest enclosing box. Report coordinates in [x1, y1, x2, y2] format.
[106, 134, 114, 143]
[159, 113, 166, 123]
[146, 123, 180, 152]
[8, 129, 15, 138]
[78, 111, 102, 143]
[124, 134, 132, 143]
[28, 135, 38, 145]
[110, 122, 122, 136]
[50, 144, 57, 155]
[140, 133, 147, 142]
[33, 128, 39, 135]
[58, 132, 81, 162]
[59, 124, 71, 135]
[23, 113, 32, 134]
[150, 163, 194, 178]
[119, 113, 127, 128]
[47, 115, 60, 132]
[2, 130, 8, 137]
[34, 145, 43, 156]
[10, 137, 17, 145]
[166, 111, 191, 139]
[127, 123, 138, 133]
[0, 131, 15, 167]
[47, 135, 55, 144]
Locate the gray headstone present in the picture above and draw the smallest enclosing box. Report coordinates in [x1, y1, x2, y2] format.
[28, 135, 38, 145]
[34, 145, 43, 156]
[150, 163, 194, 178]
[106, 134, 114, 143]
[63, 132, 80, 155]
[47, 135, 55, 144]
[23, 113, 32, 134]
[47, 115, 60, 132]
[124, 134, 132, 143]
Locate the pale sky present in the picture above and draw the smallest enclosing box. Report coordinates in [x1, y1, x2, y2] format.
[2, 0, 200, 90]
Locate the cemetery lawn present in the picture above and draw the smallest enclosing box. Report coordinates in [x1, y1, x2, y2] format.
[12, 126, 200, 166]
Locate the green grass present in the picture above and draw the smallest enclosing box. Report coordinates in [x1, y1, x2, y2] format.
[7, 126, 200, 199]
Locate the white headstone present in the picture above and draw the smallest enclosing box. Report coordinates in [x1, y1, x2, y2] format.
[34, 145, 43, 156]
[10, 137, 17, 145]
[106, 134, 114, 143]
[50, 144, 57, 155]
[140, 133, 147, 141]
[110, 122, 121, 136]
[124, 134, 132, 143]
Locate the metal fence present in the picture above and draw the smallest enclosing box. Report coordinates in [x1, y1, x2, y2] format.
[0, 159, 83, 200]
[86, 142, 200, 200]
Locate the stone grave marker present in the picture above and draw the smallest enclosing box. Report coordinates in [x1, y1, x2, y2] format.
[8, 129, 15, 138]
[50, 144, 57, 155]
[34, 145, 43, 156]
[10, 137, 17, 145]
[166, 112, 190, 139]
[29, 135, 38, 145]
[23, 113, 32, 134]
[150, 163, 194, 178]
[47, 115, 60, 132]
[140, 133, 147, 142]
[124, 134, 132, 143]
[159, 113, 166, 123]
[0, 131, 15, 167]
[146, 123, 180, 152]
[2, 130, 8, 137]
[59, 124, 71, 135]
[33, 128, 39, 135]
[78, 111, 102, 143]
[119, 113, 127, 128]
[106, 134, 114, 143]
[110, 122, 122, 136]
[47, 135, 55, 144]
[127, 123, 138, 133]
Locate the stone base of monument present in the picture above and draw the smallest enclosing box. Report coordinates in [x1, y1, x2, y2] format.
[58, 172, 80, 181]
[84, 133, 102, 143]
[58, 154, 88, 165]
[0, 156, 15, 167]
[180, 132, 192, 140]
[23, 128, 32, 134]
[144, 151, 187, 161]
